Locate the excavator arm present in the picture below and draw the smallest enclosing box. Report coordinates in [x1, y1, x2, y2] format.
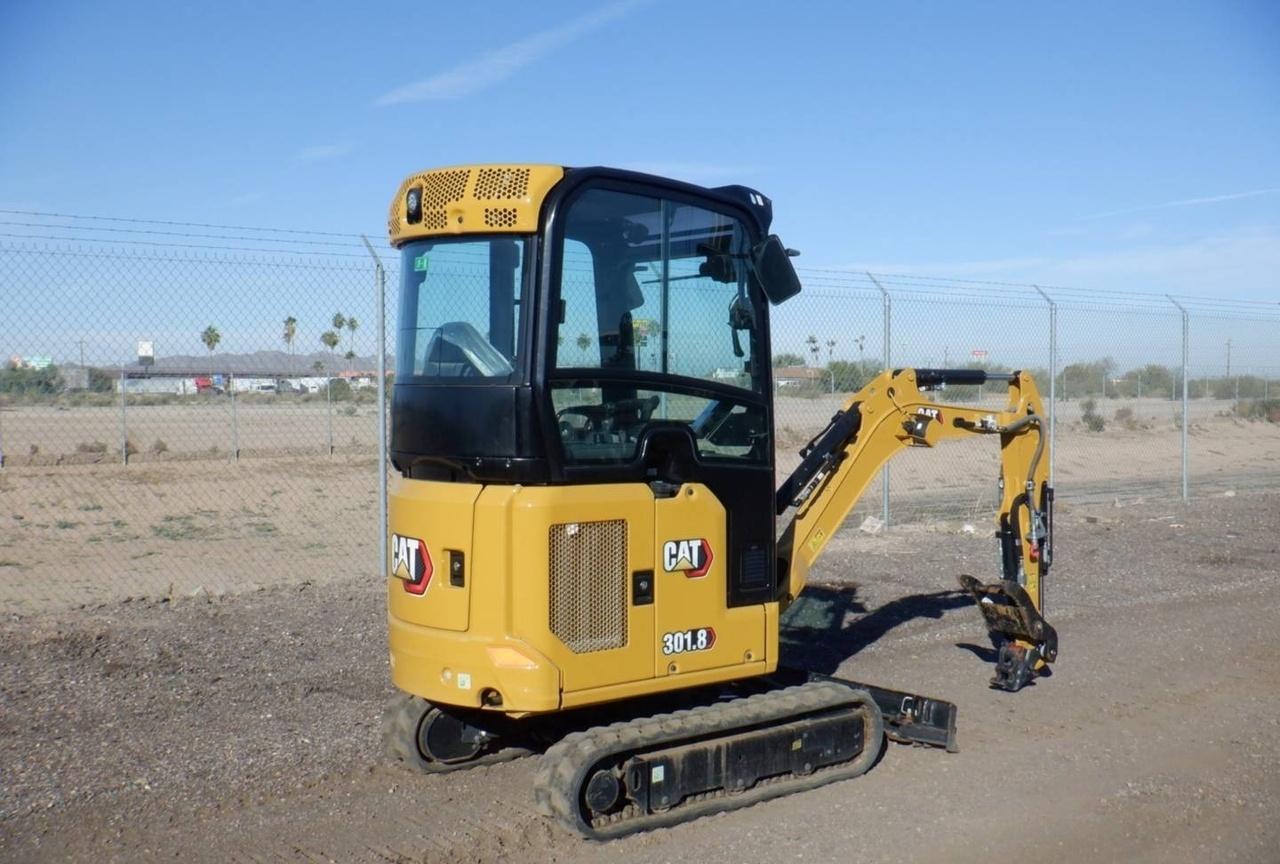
[776, 368, 1058, 691]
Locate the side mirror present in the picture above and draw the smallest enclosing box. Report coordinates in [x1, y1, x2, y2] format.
[751, 235, 802, 304]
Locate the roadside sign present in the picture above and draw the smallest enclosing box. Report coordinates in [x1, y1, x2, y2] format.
[971, 349, 988, 358]
[138, 340, 155, 366]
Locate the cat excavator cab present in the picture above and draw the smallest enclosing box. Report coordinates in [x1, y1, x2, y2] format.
[382, 164, 1057, 838]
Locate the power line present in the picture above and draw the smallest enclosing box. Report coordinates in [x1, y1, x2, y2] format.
[0, 232, 373, 259]
[0, 219, 370, 249]
[0, 208, 380, 239]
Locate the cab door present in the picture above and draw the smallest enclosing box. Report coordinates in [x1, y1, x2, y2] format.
[653, 483, 765, 677]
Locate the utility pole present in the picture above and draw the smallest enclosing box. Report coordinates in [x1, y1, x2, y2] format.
[1168, 296, 1189, 501]
[867, 272, 891, 529]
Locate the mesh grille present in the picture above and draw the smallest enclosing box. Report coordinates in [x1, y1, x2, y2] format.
[473, 167, 530, 200]
[549, 520, 628, 654]
[423, 210, 448, 230]
[421, 168, 471, 209]
[484, 207, 518, 228]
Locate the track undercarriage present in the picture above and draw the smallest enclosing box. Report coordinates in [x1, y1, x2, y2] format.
[385, 673, 958, 839]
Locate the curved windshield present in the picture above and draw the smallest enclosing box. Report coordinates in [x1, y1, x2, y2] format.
[397, 237, 527, 381]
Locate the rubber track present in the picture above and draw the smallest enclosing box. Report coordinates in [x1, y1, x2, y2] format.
[532, 680, 885, 840]
[382, 693, 533, 774]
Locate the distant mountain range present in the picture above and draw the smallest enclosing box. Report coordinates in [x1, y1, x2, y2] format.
[118, 349, 388, 376]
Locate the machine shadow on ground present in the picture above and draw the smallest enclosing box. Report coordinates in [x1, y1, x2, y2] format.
[779, 584, 978, 674]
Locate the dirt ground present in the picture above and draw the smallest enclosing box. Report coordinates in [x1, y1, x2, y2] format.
[2, 490, 1278, 863]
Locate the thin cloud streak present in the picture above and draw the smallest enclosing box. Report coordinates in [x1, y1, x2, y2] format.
[375, 0, 646, 106]
[1080, 187, 1280, 220]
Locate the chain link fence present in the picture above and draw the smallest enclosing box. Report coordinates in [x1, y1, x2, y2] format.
[2, 219, 1278, 612]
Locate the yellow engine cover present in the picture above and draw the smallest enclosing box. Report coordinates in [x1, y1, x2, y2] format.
[387, 476, 776, 714]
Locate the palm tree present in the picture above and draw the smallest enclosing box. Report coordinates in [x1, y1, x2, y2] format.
[332, 313, 346, 333]
[805, 334, 819, 366]
[312, 360, 324, 374]
[345, 316, 358, 350]
[201, 325, 221, 356]
[283, 316, 297, 357]
[320, 330, 340, 355]
[576, 333, 592, 353]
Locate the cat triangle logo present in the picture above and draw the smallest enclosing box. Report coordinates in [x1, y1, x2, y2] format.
[390, 533, 432, 594]
[662, 538, 713, 578]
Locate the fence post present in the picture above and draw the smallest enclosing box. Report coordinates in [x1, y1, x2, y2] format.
[363, 236, 390, 585]
[868, 272, 891, 529]
[230, 372, 239, 460]
[1168, 297, 1189, 501]
[326, 374, 334, 455]
[1034, 286, 1056, 486]
[119, 362, 129, 465]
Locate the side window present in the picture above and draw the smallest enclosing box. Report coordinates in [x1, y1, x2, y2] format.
[553, 188, 761, 392]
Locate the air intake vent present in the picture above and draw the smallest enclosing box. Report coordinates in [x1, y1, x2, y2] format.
[473, 167, 531, 200]
[484, 207, 518, 228]
[549, 520, 628, 654]
[421, 168, 471, 209]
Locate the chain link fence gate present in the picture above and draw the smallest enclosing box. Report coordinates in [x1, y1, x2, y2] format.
[2, 222, 1278, 613]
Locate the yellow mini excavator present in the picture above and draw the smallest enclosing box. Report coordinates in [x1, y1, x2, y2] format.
[382, 164, 1058, 838]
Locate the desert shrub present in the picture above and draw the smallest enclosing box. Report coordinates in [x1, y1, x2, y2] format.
[88, 367, 116, 393]
[124, 439, 139, 457]
[28, 444, 38, 456]
[76, 440, 109, 454]
[1242, 399, 1280, 424]
[340, 404, 358, 417]
[150, 438, 169, 454]
[0, 365, 63, 395]
[328, 379, 353, 401]
[1113, 406, 1142, 430]
[1081, 398, 1105, 433]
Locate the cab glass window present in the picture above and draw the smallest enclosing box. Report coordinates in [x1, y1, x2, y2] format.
[396, 237, 526, 381]
[551, 187, 767, 465]
[553, 189, 761, 392]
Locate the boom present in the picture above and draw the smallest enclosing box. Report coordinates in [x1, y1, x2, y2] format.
[776, 367, 1057, 690]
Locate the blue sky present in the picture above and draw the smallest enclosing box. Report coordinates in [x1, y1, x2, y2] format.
[1, 0, 1277, 307]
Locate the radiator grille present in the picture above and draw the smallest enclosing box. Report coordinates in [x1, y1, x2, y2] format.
[549, 520, 628, 654]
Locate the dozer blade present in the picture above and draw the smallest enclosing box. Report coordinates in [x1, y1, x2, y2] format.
[957, 575, 1058, 692]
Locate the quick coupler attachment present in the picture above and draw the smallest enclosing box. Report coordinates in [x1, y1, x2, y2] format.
[957, 575, 1058, 692]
